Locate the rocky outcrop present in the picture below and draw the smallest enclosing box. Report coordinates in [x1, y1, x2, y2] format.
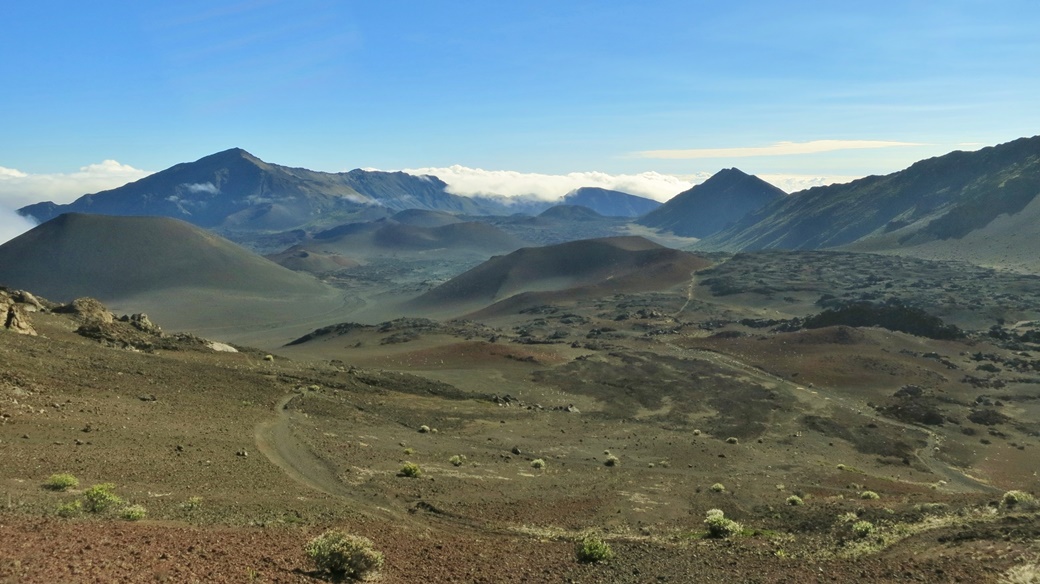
[1, 290, 38, 336]
[54, 297, 115, 325]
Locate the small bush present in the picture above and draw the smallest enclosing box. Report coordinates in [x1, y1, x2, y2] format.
[44, 473, 79, 491]
[403, 447, 414, 455]
[182, 496, 203, 511]
[604, 455, 619, 467]
[1001, 559, 1040, 584]
[531, 458, 546, 469]
[786, 495, 804, 506]
[710, 483, 726, 493]
[448, 455, 466, 467]
[725, 437, 739, 444]
[575, 536, 614, 563]
[860, 490, 880, 500]
[418, 425, 430, 434]
[704, 509, 742, 538]
[56, 500, 82, 518]
[838, 511, 859, 524]
[121, 504, 147, 521]
[82, 483, 123, 513]
[399, 462, 421, 478]
[305, 530, 384, 579]
[1001, 490, 1040, 511]
[851, 520, 875, 538]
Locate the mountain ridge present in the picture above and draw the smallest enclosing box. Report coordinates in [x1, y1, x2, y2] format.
[696, 136, 1040, 254]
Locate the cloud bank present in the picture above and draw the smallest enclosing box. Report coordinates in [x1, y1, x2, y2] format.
[401, 165, 857, 201]
[634, 140, 924, 160]
[0, 160, 152, 209]
[0, 205, 38, 245]
[402, 165, 707, 202]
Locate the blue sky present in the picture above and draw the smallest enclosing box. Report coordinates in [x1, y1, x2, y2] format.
[2, 0, 1039, 211]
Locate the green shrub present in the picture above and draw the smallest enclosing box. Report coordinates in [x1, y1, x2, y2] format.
[851, 520, 875, 538]
[860, 490, 880, 500]
[182, 496, 203, 512]
[44, 473, 80, 491]
[704, 508, 742, 538]
[82, 483, 123, 513]
[1001, 490, 1040, 511]
[710, 483, 726, 493]
[305, 530, 384, 579]
[575, 536, 614, 563]
[399, 462, 421, 478]
[1000, 559, 1040, 584]
[786, 495, 804, 506]
[448, 455, 466, 467]
[531, 458, 546, 469]
[56, 500, 82, 518]
[120, 504, 147, 521]
[403, 447, 414, 455]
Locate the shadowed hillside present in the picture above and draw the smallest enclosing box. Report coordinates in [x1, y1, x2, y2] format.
[638, 168, 785, 237]
[698, 136, 1040, 254]
[408, 236, 710, 315]
[307, 218, 525, 258]
[561, 187, 662, 217]
[0, 213, 352, 342]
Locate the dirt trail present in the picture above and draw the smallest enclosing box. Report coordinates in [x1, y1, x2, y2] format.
[664, 343, 1002, 494]
[254, 393, 359, 499]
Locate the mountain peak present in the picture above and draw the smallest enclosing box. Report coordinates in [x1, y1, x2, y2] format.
[636, 168, 784, 237]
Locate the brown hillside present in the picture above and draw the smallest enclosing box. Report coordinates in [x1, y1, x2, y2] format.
[309, 218, 524, 257]
[0, 213, 332, 301]
[0, 214, 352, 343]
[409, 236, 710, 314]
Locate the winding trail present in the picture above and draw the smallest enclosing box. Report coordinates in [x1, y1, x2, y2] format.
[663, 343, 1001, 494]
[254, 393, 359, 499]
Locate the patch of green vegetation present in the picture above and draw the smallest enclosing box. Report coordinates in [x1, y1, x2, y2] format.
[531, 458, 546, 469]
[1001, 490, 1039, 511]
[120, 504, 147, 521]
[56, 500, 82, 518]
[82, 483, 123, 513]
[44, 473, 79, 491]
[399, 462, 421, 478]
[181, 496, 203, 512]
[786, 495, 804, 506]
[851, 520, 875, 538]
[860, 490, 880, 500]
[704, 509, 742, 538]
[305, 530, 384, 579]
[575, 536, 614, 563]
[710, 483, 726, 493]
[449, 455, 466, 467]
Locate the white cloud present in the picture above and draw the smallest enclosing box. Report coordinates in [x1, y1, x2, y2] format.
[633, 140, 924, 160]
[400, 165, 705, 202]
[182, 181, 219, 194]
[0, 204, 38, 245]
[759, 174, 861, 193]
[0, 160, 152, 209]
